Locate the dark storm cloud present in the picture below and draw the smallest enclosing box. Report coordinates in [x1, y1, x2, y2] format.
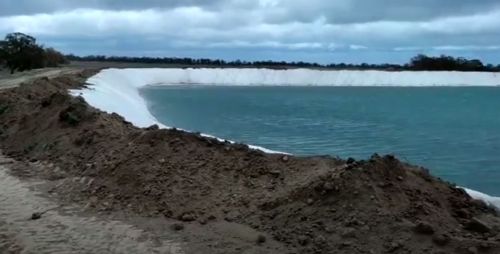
[269, 0, 500, 24]
[2, 0, 500, 24]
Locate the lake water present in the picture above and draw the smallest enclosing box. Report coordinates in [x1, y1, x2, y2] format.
[141, 86, 500, 195]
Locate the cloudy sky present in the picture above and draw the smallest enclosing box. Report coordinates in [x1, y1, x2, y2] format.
[1, 0, 500, 64]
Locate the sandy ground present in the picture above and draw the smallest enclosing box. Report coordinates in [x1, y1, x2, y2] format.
[0, 154, 183, 254]
[0, 152, 286, 254]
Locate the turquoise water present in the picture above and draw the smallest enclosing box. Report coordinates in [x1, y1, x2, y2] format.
[141, 86, 500, 195]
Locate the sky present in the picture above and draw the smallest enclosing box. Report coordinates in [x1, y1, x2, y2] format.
[1, 0, 500, 64]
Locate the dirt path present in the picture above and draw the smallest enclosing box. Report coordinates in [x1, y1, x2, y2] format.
[0, 68, 81, 90]
[0, 153, 286, 254]
[0, 154, 183, 254]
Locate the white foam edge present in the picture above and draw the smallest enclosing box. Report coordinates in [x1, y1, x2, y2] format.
[462, 188, 500, 210]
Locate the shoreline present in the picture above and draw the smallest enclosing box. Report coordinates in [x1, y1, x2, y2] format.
[78, 67, 500, 200]
[1, 69, 500, 253]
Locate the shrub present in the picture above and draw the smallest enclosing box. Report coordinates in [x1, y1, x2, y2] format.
[44, 47, 68, 67]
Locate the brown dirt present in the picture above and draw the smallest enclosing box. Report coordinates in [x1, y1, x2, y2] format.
[1, 69, 500, 253]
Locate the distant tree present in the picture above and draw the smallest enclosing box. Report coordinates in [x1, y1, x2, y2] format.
[466, 59, 484, 71]
[408, 54, 490, 72]
[0, 40, 6, 70]
[64, 51, 499, 72]
[0, 33, 67, 73]
[44, 47, 67, 67]
[0, 33, 46, 73]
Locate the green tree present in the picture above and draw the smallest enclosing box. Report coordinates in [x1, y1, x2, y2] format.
[0, 32, 46, 73]
[44, 47, 68, 67]
[0, 40, 7, 70]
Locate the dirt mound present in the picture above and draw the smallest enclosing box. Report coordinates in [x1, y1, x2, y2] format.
[1, 70, 499, 253]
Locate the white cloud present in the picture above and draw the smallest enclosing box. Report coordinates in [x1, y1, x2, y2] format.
[432, 45, 500, 51]
[0, 8, 219, 36]
[349, 45, 368, 50]
[393, 46, 423, 52]
[2, 7, 500, 40]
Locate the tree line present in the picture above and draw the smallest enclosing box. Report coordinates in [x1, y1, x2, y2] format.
[2, 32, 499, 73]
[0, 33, 67, 73]
[67, 54, 500, 72]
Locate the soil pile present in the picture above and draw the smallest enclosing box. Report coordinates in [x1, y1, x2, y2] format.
[1, 70, 499, 253]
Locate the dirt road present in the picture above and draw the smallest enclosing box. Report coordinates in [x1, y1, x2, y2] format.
[0, 155, 183, 254]
[0, 68, 81, 90]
